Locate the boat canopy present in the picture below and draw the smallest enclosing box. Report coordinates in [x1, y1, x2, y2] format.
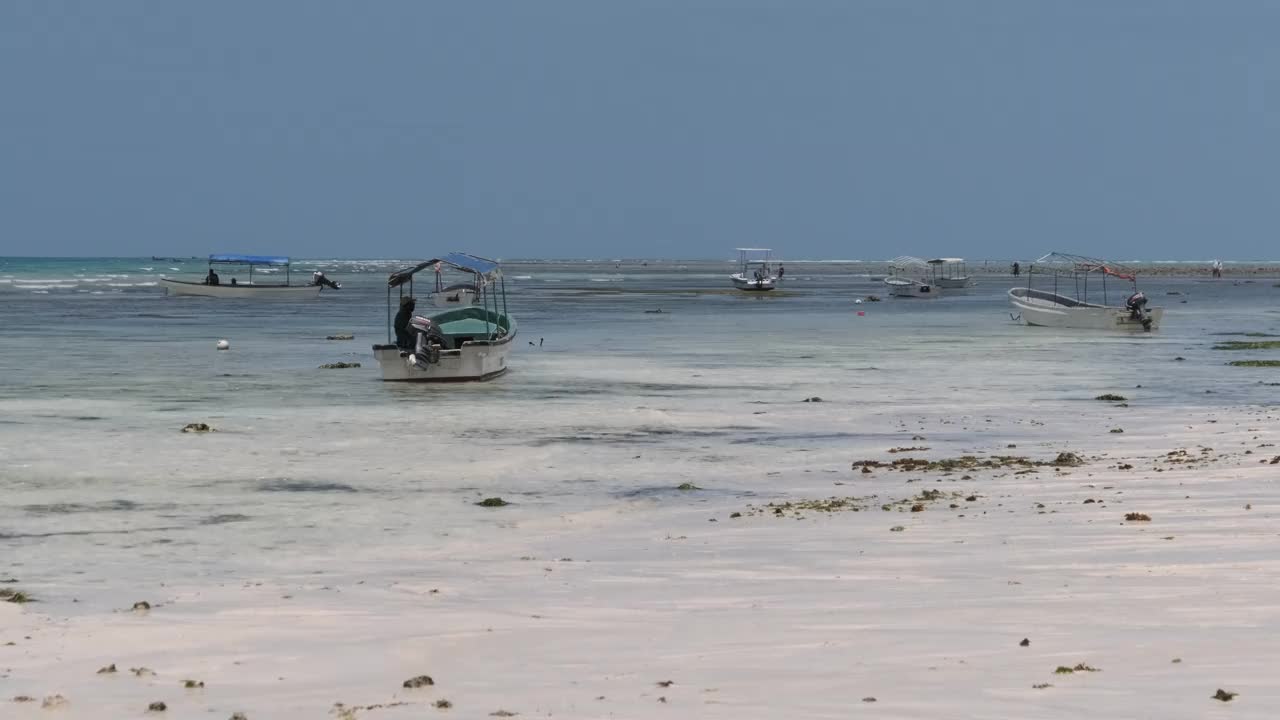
[888, 255, 928, 270]
[1032, 252, 1137, 281]
[209, 254, 290, 266]
[388, 252, 502, 288]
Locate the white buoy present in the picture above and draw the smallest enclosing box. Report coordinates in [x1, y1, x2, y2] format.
[217, 339, 231, 350]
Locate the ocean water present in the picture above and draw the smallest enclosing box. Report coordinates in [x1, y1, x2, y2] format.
[1, 257, 1278, 607]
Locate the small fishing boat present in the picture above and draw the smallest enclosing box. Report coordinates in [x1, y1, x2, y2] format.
[883, 257, 938, 298]
[926, 258, 975, 289]
[1008, 252, 1162, 332]
[373, 253, 516, 382]
[425, 260, 483, 307]
[730, 248, 778, 291]
[161, 254, 340, 299]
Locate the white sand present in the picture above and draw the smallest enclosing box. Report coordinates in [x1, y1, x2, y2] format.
[3, 405, 1279, 719]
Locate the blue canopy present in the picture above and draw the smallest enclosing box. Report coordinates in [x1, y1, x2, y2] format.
[209, 254, 291, 266]
[440, 252, 500, 276]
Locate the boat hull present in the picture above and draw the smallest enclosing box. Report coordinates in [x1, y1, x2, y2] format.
[1008, 288, 1162, 331]
[884, 278, 937, 297]
[373, 340, 512, 381]
[730, 273, 775, 291]
[162, 279, 323, 300]
[934, 277, 974, 289]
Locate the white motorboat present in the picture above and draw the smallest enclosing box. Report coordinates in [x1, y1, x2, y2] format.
[161, 254, 340, 299]
[430, 283, 480, 308]
[420, 258, 484, 307]
[926, 258, 975, 289]
[730, 248, 778, 291]
[884, 257, 938, 298]
[1009, 253, 1162, 332]
[373, 253, 516, 382]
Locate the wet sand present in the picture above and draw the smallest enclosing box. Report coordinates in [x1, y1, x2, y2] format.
[4, 403, 1278, 719]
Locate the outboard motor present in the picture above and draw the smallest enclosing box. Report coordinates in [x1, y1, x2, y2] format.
[311, 271, 341, 290]
[408, 315, 448, 369]
[1126, 291, 1153, 331]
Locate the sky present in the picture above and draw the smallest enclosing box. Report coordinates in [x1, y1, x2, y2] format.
[1, 1, 1278, 260]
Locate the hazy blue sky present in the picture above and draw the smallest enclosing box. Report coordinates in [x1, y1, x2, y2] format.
[2, 1, 1278, 259]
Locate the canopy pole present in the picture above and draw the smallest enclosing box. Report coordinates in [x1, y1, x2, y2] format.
[501, 275, 508, 325]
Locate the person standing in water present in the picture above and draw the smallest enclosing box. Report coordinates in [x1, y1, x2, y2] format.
[778, 264, 785, 280]
[1012, 261, 1020, 277]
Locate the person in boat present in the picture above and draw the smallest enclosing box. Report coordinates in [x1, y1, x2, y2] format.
[394, 296, 416, 348]
[205, 268, 220, 285]
[230, 278, 237, 285]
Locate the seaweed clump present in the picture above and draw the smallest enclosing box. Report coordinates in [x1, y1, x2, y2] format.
[0, 588, 32, 604]
[852, 453, 1082, 473]
[1212, 689, 1238, 702]
[1095, 394, 1127, 401]
[475, 497, 509, 507]
[1054, 663, 1101, 674]
[1213, 340, 1280, 350]
[741, 495, 874, 518]
[1229, 360, 1280, 367]
[1124, 512, 1152, 522]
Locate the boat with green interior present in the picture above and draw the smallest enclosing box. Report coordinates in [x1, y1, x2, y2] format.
[373, 253, 516, 381]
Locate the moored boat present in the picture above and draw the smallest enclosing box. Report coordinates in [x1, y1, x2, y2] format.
[373, 253, 516, 382]
[884, 257, 938, 298]
[161, 254, 340, 299]
[926, 258, 975, 289]
[1009, 253, 1162, 331]
[730, 248, 778, 291]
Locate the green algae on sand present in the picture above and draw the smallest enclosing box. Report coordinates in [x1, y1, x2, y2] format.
[1213, 340, 1280, 350]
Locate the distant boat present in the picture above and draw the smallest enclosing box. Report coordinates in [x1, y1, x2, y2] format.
[730, 248, 778, 291]
[883, 257, 938, 298]
[160, 254, 340, 299]
[1008, 252, 1161, 331]
[423, 259, 483, 308]
[926, 258, 975, 289]
[373, 252, 515, 382]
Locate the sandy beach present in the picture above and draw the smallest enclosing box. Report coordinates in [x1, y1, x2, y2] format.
[9, 0, 1280, 715]
[5, 398, 1277, 719]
